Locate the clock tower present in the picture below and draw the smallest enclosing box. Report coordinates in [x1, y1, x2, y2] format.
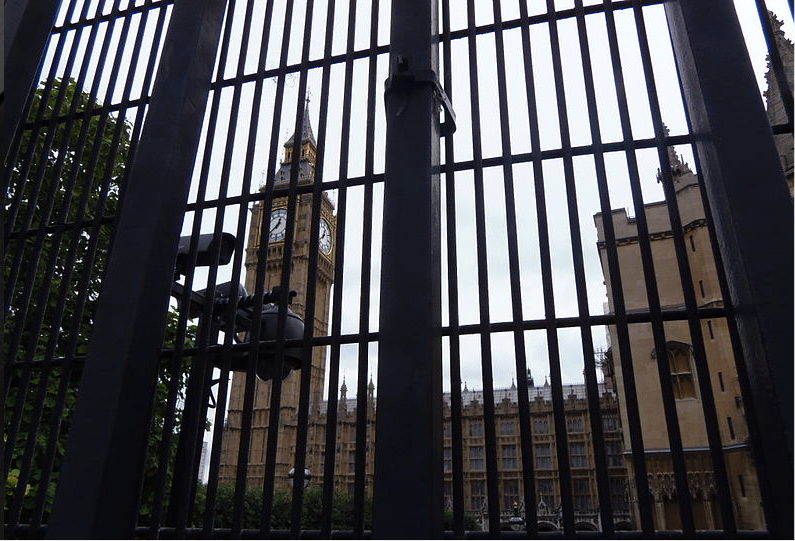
[218, 102, 336, 489]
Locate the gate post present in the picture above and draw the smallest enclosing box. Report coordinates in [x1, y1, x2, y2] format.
[3, 0, 62, 160]
[664, 2, 793, 537]
[372, 0, 444, 537]
[45, 0, 227, 537]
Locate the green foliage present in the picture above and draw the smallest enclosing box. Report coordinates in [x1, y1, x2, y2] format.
[4, 77, 132, 524]
[4, 77, 199, 526]
[443, 510, 481, 531]
[192, 484, 373, 531]
[5, 77, 131, 358]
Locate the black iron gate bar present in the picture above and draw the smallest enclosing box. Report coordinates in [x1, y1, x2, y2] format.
[133, 0, 390, 535]
[4, 0, 167, 323]
[429, 0, 786, 537]
[147, 0, 246, 535]
[666, 2, 793, 534]
[569, 0, 625, 535]
[5, 0, 792, 538]
[634, 2, 736, 534]
[4, 1, 170, 534]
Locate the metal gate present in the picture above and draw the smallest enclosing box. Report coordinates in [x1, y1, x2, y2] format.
[4, 0, 792, 538]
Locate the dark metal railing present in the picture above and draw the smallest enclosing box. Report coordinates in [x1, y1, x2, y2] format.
[4, 0, 792, 538]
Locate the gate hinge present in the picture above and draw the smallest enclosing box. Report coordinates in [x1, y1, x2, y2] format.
[384, 55, 457, 135]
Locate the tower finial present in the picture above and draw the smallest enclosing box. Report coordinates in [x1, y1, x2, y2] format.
[656, 122, 692, 183]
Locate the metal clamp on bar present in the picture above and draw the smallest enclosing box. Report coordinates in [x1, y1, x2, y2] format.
[384, 55, 457, 135]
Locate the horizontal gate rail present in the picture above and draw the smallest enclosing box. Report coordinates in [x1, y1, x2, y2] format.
[5, 0, 792, 538]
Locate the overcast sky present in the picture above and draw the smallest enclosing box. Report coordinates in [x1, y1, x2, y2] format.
[42, 0, 794, 451]
[173, 0, 793, 398]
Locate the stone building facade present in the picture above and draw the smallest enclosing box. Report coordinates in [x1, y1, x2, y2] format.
[764, 13, 794, 195]
[264, 374, 633, 532]
[217, 104, 338, 490]
[216, 103, 633, 532]
[592, 16, 791, 532]
[444, 379, 632, 532]
[593, 156, 766, 530]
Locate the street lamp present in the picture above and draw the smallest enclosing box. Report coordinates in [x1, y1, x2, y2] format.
[509, 501, 525, 531]
[288, 467, 312, 488]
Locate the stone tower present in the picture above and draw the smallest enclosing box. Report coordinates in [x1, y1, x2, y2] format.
[218, 102, 336, 489]
[763, 11, 794, 195]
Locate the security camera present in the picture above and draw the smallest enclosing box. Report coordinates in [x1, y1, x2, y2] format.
[174, 232, 236, 278]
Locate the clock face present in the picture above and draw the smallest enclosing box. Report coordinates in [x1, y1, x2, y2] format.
[319, 218, 333, 255]
[269, 208, 288, 242]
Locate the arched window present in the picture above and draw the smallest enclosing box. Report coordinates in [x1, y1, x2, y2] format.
[667, 341, 697, 399]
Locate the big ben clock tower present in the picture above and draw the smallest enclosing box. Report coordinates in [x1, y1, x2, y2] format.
[218, 102, 336, 488]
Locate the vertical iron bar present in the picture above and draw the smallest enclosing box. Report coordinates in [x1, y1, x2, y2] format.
[570, 1, 616, 533]
[514, 2, 553, 533]
[200, 0, 277, 532]
[633, 3, 733, 534]
[352, 0, 381, 535]
[665, 1, 792, 536]
[490, 0, 541, 535]
[257, 0, 301, 532]
[321, 0, 359, 533]
[372, 0, 443, 536]
[280, 24, 322, 541]
[440, 0, 467, 534]
[7, 0, 127, 527]
[543, 2, 581, 534]
[598, 1, 661, 532]
[315, 1, 340, 536]
[45, 0, 227, 536]
[463, 0, 501, 534]
[163, 0, 242, 532]
[3, 0, 62, 161]
[283, 0, 319, 533]
[29, 5, 170, 529]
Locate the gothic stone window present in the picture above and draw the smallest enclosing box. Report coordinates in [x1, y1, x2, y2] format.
[469, 420, 484, 437]
[567, 415, 584, 433]
[503, 479, 520, 510]
[501, 445, 517, 470]
[667, 341, 697, 399]
[537, 478, 555, 507]
[501, 419, 516, 435]
[572, 477, 592, 511]
[533, 416, 549, 434]
[469, 446, 485, 470]
[606, 440, 623, 467]
[609, 477, 629, 512]
[602, 414, 619, 432]
[444, 447, 452, 472]
[570, 442, 588, 468]
[471, 480, 486, 511]
[535, 443, 552, 469]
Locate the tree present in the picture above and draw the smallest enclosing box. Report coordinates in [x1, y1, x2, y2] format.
[4, 77, 197, 525]
[192, 483, 373, 531]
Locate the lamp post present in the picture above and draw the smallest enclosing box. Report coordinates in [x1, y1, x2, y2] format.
[509, 500, 525, 531]
[288, 467, 312, 488]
